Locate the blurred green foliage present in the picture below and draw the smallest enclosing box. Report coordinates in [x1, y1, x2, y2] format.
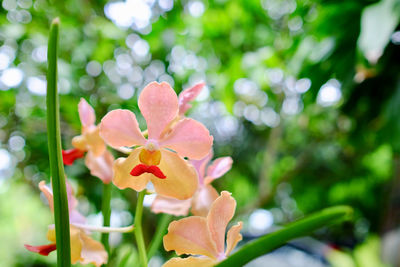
[1, 0, 400, 266]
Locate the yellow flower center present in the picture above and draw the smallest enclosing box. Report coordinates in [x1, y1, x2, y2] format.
[139, 149, 161, 166]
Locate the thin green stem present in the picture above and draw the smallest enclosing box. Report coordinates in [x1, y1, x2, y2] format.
[134, 190, 148, 267]
[216, 206, 353, 267]
[101, 182, 112, 264]
[147, 214, 172, 259]
[47, 18, 71, 267]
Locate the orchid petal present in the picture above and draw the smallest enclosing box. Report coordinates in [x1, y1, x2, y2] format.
[84, 126, 106, 156]
[225, 222, 243, 256]
[100, 109, 146, 148]
[80, 231, 108, 267]
[78, 98, 96, 128]
[163, 217, 218, 259]
[138, 82, 178, 140]
[151, 149, 198, 200]
[112, 148, 151, 192]
[151, 195, 191, 216]
[163, 256, 215, 267]
[178, 83, 205, 115]
[70, 226, 85, 264]
[191, 184, 219, 217]
[85, 150, 114, 184]
[191, 151, 213, 184]
[24, 243, 56, 256]
[39, 181, 53, 211]
[204, 157, 233, 184]
[207, 191, 236, 255]
[160, 118, 213, 159]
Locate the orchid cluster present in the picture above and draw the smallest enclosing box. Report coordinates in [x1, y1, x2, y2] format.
[26, 82, 242, 267]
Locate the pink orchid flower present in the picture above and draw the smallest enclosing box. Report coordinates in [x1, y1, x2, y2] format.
[151, 150, 233, 216]
[63, 98, 114, 184]
[25, 180, 108, 266]
[163, 191, 243, 267]
[99, 82, 213, 200]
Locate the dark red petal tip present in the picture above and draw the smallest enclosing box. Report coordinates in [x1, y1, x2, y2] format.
[25, 243, 57, 256]
[62, 148, 85, 165]
[130, 164, 166, 179]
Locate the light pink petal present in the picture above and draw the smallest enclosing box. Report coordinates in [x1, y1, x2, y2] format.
[178, 83, 205, 115]
[100, 109, 146, 148]
[225, 222, 243, 256]
[159, 118, 213, 160]
[207, 191, 236, 255]
[151, 195, 191, 216]
[163, 256, 215, 267]
[78, 98, 96, 128]
[204, 157, 233, 184]
[79, 231, 108, 267]
[65, 180, 87, 224]
[190, 151, 213, 185]
[39, 181, 54, 211]
[191, 185, 219, 217]
[151, 150, 198, 200]
[163, 217, 218, 259]
[112, 148, 151, 192]
[85, 150, 114, 184]
[138, 82, 178, 140]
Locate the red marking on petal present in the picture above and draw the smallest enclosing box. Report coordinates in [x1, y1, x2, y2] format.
[130, 164, 166, 179]
[25, 243, 57, 256]
[147, 165, 167, 179]
[62, 148, 85, 165]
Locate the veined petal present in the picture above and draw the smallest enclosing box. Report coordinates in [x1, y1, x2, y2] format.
[225, 222, 243, 256]
[178, 83, 205, 115]
[151, 150, 198, 200]
[100, 109, 146, 148]
[138, 82, 179, 140]
[112, 149, 151, 192]
[79, 231, 108, 267]
[85, 150, 114, 184]
[163, 256, 215, 267]
[151, 195, 191, 216]
[191, 151, 213, 184]
[160, 118, 213, 160]
[204, 157, 233, 184]
[191, 185, 219, 217]
[207, 191, 236, 255]
[78, 98, 96, 128]
[163, 217, 218, 259]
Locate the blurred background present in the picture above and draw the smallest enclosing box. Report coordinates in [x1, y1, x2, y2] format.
[1, 0, 400, 266]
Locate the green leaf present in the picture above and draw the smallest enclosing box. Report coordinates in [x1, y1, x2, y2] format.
[216, 206, 353, 267]
[47, 18, 71, 267]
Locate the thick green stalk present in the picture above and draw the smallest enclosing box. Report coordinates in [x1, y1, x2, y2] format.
[101, 182, 112, 262]
[134, 190, 148, 267]
[47, 18, 71, 267]
[147, 214, 172, 259]
[216, 206, 353, 267]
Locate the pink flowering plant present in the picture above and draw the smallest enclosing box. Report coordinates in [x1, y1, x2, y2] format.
[25, 18, 353, 267]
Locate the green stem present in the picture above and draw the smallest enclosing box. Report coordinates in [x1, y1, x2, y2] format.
[147, 214, 172, 259]
[101, 182, 112, 262]
[216, 206, 353, 267]
[47, 18, 71, 267]
[134, 190, 148, 267]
